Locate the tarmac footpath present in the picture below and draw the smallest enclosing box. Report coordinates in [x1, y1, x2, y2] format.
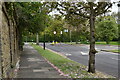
[17, 43, 66, 78]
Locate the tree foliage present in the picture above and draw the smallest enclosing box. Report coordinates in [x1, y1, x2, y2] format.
[5, 2, 52, 48]
[96, 16, 118, 44]
[41, 15, 65, 42]
[5, 2, 114, 73]
[55, 1, 112, 73]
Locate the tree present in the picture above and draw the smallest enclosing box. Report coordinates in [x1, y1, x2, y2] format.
[64, 12, 89, 44]
[56, 1, 112, 73]
[96, 16, 118, 44]
[11, 2, 49, 45]
[41, 15, 64, 42]
[7, 2, 113, 73]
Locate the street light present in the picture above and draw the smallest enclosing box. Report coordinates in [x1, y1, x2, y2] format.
[54, 31, 56, 34]
[69, 30, 72, 44]
[36, 33, 39, 45]
[64, 29, 71, 43]
[25, 36, 27, 43]
[53, 31, 56, 44]
[75, 28, 77, 44]
[60, 31, 63, 43]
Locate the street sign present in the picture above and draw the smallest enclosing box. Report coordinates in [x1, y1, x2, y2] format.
[64, 29, 68, 32]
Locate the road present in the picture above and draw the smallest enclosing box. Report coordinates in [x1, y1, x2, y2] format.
[40, 43, 119, 78]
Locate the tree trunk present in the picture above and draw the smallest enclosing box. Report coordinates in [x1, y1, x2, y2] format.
[88, 2, 97, 73]
[18, 27, 23, 51]
[106, 39, 110, 44]
[36, 33, 39, 45]
[106, 41, 109, 44]
[75, 30, 78, 44]
[70, 30, 72, 44]
[43, 32, 46, 50]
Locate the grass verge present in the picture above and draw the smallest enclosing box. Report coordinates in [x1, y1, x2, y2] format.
[95, 42, 119, 45]
[64, 41, 119, 45]
[31, 43, 114, 78]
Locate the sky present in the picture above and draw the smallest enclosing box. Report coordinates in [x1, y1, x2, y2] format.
[2, 0, 119, 13]
[111, 2, 119, 13]
[49, 2, 119, 16]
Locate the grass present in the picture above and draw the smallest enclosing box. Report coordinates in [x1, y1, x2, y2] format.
[31, 43, 114, 78]
[95, 42, 119, 45]
[64, 41, 119, 45]
[64, 42, 89, 45]
[64, 42, 76, 44]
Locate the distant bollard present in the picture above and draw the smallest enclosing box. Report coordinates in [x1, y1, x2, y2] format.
[56, 41, 58, 44]
[51, 41, 55, 45]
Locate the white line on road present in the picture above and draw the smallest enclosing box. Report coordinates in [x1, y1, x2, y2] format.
[111, 58, 120, 60]
[81, 52, 88, 55]
[95, 48, 100, 51]
[65, 53, 72, 56]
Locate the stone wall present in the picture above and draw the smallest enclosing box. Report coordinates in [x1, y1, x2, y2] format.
[0, 1, 2, 79]
[0, 3, 20, 78]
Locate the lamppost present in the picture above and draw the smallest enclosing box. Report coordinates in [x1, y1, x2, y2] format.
[64, 29, 68, 42]
[25, 36, 27, 43]
[53, 31, 56, 44]
[43, 32, 45, 50]
[69, 30, 72, 44]
[65, 29, 72, 44]
[36, 33, 39, 45]
[60, 31, 63, 43]
[75, 28, 77, 44]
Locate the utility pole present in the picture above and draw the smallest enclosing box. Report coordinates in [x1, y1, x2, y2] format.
[43, 32, 45, 50]
[60, 31, 63, 44]
[26, 36, 27, 43]
[43, 17, 46, 50]
[70, 30, 72, 44]
[53, 31, 56, 44]
[36, 33, 39, 45]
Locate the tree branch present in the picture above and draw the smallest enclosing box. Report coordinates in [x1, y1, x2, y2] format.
[95, 3, 112, 16]
[74, 12, 90, 19]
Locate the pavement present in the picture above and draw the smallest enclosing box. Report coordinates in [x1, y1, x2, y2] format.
[39, 43, 119, 78]
[17, 43, 65, 78]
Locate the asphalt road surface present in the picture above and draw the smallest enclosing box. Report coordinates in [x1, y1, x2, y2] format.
[39, 43, 119, 78]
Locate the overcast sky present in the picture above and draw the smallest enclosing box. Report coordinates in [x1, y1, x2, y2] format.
[49, 2, 118, 16]
[111, 2, 118, 13]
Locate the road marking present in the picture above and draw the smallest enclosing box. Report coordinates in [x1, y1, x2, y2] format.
[95, 48, 100, 51]
[65, 53, 72, 56]
[95, 48, 98, 50]
[111, 58, 120, 61]
[81, 52, 88, 55]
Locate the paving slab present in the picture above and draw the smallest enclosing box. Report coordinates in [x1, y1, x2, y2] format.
[17, 43, 65, 78]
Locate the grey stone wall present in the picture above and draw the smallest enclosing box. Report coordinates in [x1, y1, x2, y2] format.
[0, 2, 2, 79]
[1, 4, 11, 78]
[0, 3, 20, 78]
